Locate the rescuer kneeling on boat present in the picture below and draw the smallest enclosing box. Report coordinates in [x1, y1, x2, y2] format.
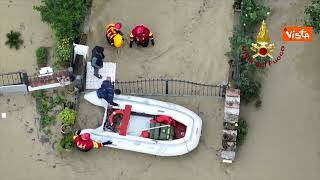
[129, 24, 155, 48]
[74, 131, 112, 152]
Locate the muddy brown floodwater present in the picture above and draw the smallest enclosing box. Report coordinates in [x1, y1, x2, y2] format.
[1, 0, 320, 180]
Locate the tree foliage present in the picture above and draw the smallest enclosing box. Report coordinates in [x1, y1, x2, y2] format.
[228, 0, 270, 105]
[240, 0, 270, 30]
[229, 25, 254, 60]
[304, 0, 320, 33]
[229, 26, 262, 105]
[238, 69, 261, 104]
[34, 0, 91, 40]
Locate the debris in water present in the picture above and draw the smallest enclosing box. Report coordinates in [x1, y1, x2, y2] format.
[40, 135, 50, 144]
[1, 113, 6, 119]
[28, 128, 34, 133]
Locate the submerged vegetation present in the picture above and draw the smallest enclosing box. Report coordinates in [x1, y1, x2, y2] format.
[32, 90, 66, 128]
[32, 90, 55, 127]
[229, 0, 270, 107]
[304, 0, 320, 33]
[240, 0, 270, 30]
[236, 118, 248, 145]
[32, 90, 77, 151]
[58, 134, 74, 152]
[255, 98, 262, 108]
[32, 1, 87, 150]
[5, 30, 24, 50]
[54, 38, 73, 68]
[34, 0, 91, 67]
[36, 47, 48, 66]
[34, 0, 91, 40]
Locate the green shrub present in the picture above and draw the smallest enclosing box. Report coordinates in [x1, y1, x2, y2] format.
[229, 0, 270, 105]
[31, 90, 47, 99]
[39, 99, 50, 115]
[236, 118, 248, 145]
[58, 107, 76, 126]
[240, 0, 270, 31]
[36, 47, 48, 66]
[32, 91, 57, 127]
[5, 30, 24, 50]
[52, 94, 64, 105]
[255, 98, 262, 108]
[40, 114, 55, 127]
[34, 0, 92, 40]
[237, 67, 261, 104]
[229, 25, 254, 60]
[54, 38, 72, 68]
[304, 0, 320, 33]
[59, 134, 74, 151]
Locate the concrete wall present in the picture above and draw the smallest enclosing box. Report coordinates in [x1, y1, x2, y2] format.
[0, 84, 28, 94]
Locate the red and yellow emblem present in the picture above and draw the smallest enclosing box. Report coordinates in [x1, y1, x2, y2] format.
[250, 20, 275, 59]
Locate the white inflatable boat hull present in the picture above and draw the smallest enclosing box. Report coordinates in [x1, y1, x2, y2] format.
[82, 91, 202, 156]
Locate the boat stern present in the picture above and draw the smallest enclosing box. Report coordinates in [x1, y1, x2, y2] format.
[185, 114, 202, 153]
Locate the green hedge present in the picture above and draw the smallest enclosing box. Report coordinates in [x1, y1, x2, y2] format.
[240, 0, 270, 30]
[36, 47, 48, 66]
[34, 0, 91, 67]
[229, 25, 254, 60]
[54, 38, 73, 68]
[34, 0, 92, 40]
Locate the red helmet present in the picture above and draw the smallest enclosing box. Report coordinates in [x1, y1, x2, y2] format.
[81, 133, 90, 140]
[115, 23, 122, 30]
[135, 25, 145, 35]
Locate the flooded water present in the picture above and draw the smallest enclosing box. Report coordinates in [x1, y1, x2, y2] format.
[232, 0, 320, 179]
[1, 0, 320, 180]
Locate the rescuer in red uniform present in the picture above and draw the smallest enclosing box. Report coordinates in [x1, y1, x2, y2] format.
[105, 22, 124, 48]
[129, 25, 155, 48]
[73, 131, 112, 152]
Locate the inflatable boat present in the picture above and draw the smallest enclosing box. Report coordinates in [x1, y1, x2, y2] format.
[81, 91, 202, 156]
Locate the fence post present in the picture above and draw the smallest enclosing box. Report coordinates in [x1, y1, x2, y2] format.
[165, 80, 169, 95]
[22, 72, 29, 86]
